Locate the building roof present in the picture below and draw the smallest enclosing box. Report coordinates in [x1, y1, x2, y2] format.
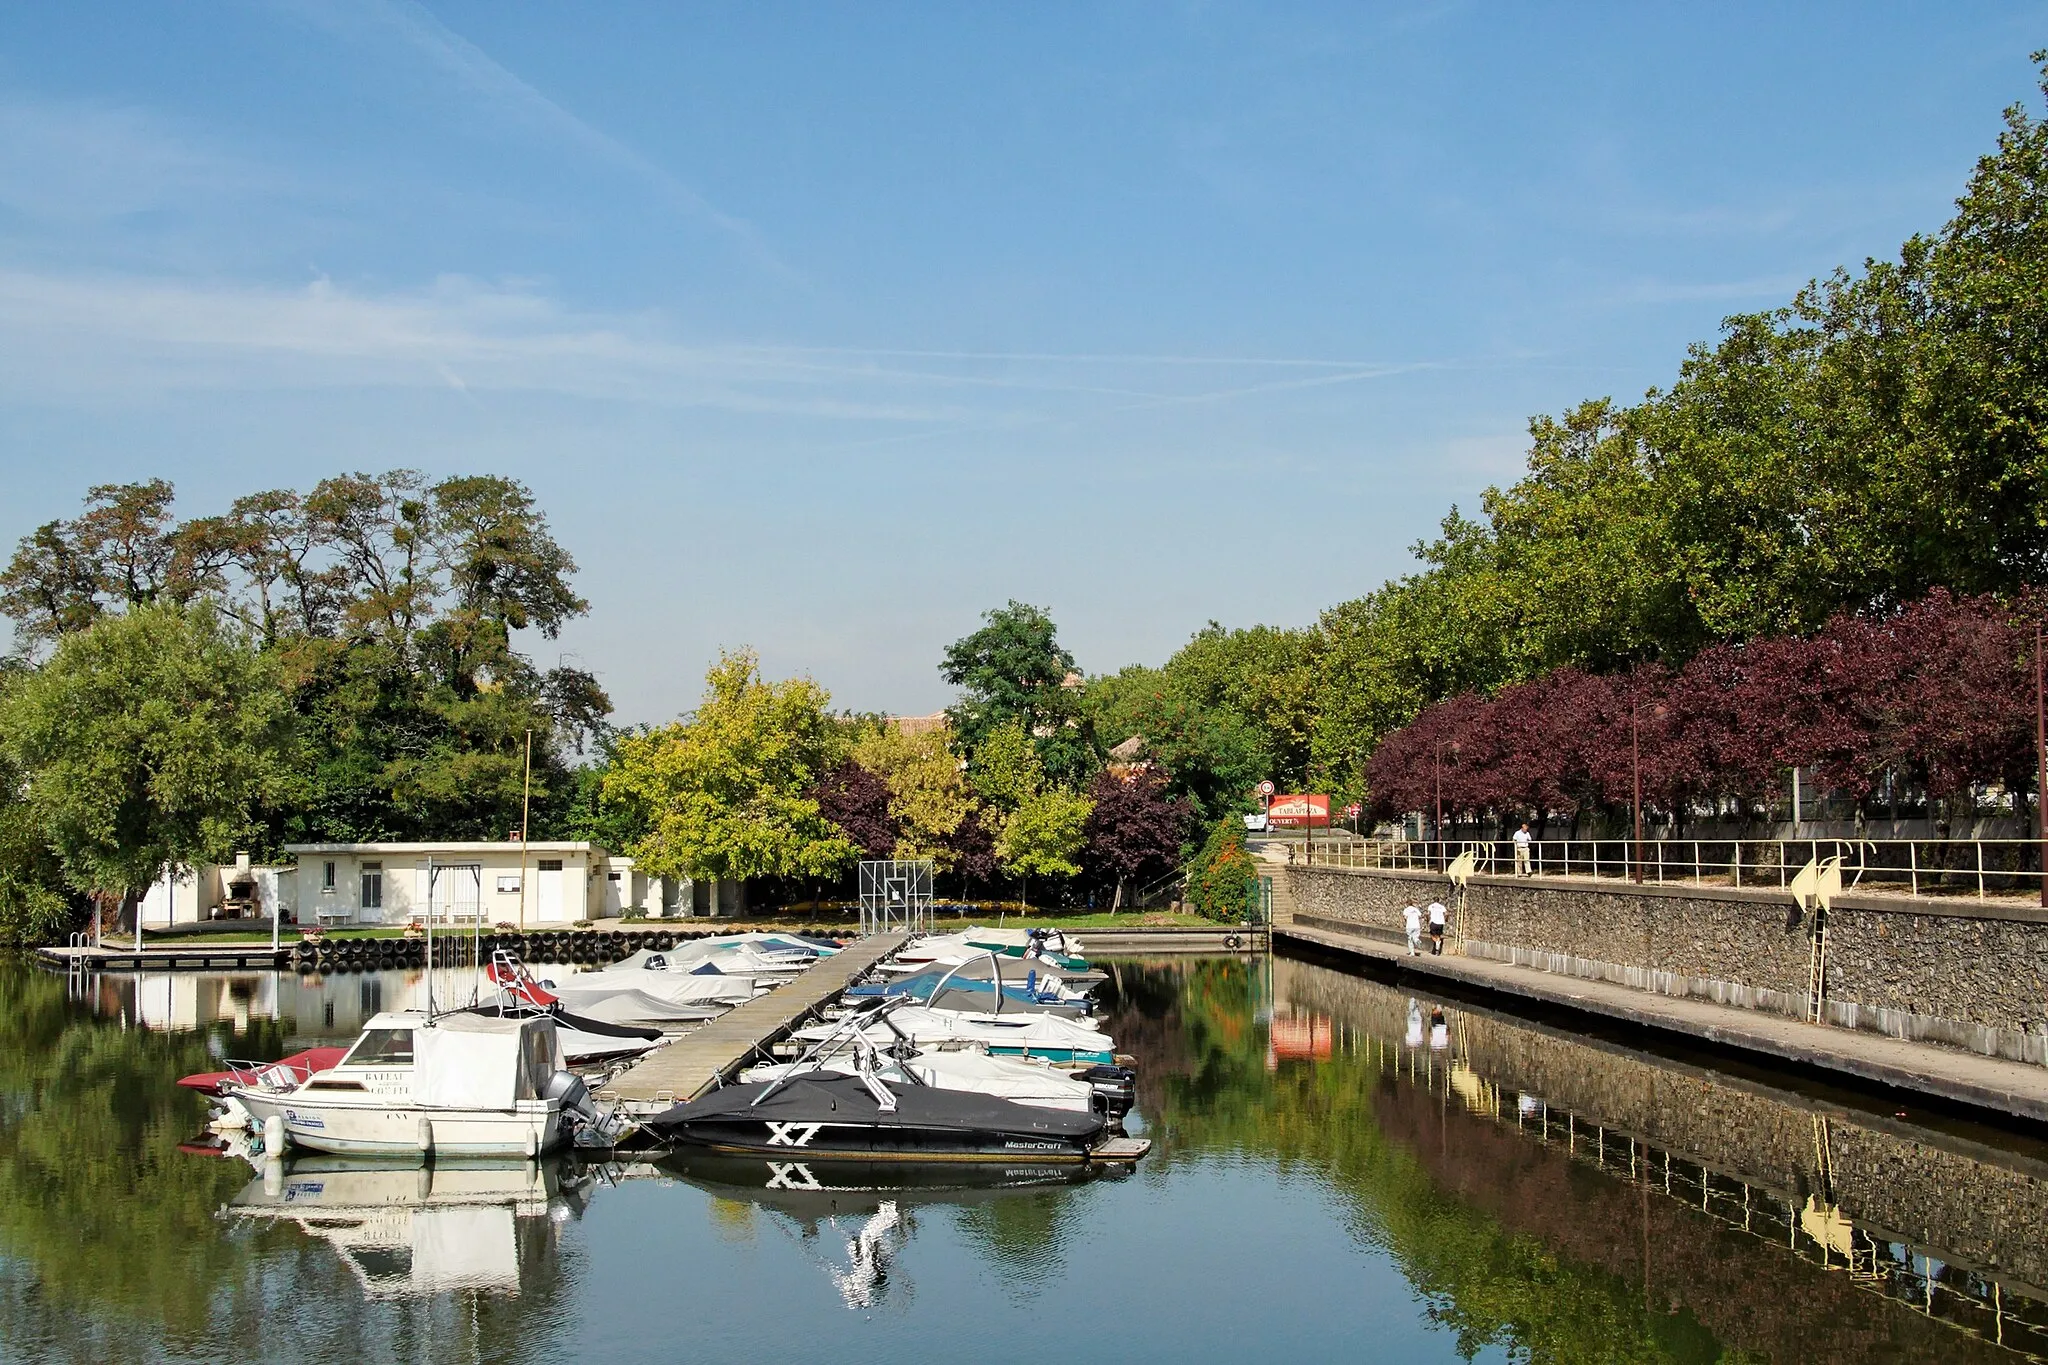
[885, 711, 950, 735]
[283, 841, 616, 857]
[1107, 734, 1146, 762]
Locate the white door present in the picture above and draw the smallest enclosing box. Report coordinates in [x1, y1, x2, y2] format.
[603, 871, 623, 916]
[536, 860, 564, 922]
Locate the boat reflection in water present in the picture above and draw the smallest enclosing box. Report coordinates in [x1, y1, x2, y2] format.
[224, 1157, 594, 1299]
[651, 1152, 1119, 1310]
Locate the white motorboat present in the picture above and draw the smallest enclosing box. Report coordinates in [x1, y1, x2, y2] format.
[746, 1046, 1098, 1114]
[227, 1011, 589, 1158]
[792, 1003, 1117, 1065]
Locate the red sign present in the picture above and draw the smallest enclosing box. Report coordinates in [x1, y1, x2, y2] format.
[1256, 780, 1276, 796]
[1266, 794, 1331, 828]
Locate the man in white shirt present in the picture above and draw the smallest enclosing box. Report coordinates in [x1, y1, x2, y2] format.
[1513, 822, 1533, 876]
[1426, 900, 1447, 955]
[1402, 903, 1422, 955]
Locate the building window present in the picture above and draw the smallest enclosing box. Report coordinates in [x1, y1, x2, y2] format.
[607, 872, 621, 882]
[360, 863, 382, 911]
[322, 861, 336, 893]
[537, 859, 563, 872]
[497, 875, 521, 894]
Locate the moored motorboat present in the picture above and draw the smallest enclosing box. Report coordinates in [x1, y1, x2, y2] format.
[644, 1072, 1112, 1162]
[793, 1002, 1117, 1065]
[225, 1011, 597, 1158]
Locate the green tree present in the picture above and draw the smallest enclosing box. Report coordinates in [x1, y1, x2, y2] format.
[1183, 817, 1258, 921]
[0, 742, 71, 944]
[602, 649, 857, 883]
[942, 601, 1090, 783]
[994, 788, 1094, 885]
[967, 718, 1042, 813]
[851, 724, 977, 866]
[0, 602, 292, 928]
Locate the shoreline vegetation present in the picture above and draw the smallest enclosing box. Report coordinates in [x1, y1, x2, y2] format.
[7, 60, 2048, 943]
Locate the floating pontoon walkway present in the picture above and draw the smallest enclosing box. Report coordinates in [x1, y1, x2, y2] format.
[39, 943, 293, 971]
[602, 931, 908, 1112]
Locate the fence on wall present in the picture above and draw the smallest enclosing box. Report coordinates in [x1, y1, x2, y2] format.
[1278, 835, 2048, 902]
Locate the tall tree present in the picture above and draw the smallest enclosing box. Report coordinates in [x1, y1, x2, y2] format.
[602, 650, 856, 883]
[995, 789, 1094, 890]
[0, 603, 293, 928]
[810, 760, 898, 858]
[942, 601, 1089, 783]
[1081, 769, 1189, 911]
[851, 724, 976, 865]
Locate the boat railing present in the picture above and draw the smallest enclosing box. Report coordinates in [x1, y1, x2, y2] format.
[222, 1056, 317, 1092]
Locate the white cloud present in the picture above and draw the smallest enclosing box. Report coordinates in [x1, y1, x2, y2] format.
[0, 268, 1451, 424]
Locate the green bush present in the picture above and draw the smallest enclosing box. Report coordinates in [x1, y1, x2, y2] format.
[1185, 818, 1258, 921]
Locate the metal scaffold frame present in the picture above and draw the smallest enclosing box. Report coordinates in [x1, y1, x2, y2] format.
[859, 859, 934, 937]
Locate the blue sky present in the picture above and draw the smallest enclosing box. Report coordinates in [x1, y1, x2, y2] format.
[0, 3, 2037, 724]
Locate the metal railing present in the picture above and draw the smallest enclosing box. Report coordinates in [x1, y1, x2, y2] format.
[1278, 835, 2048, 902]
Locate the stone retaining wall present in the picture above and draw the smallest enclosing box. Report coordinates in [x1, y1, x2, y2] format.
[1289, 864, 2048, 1063]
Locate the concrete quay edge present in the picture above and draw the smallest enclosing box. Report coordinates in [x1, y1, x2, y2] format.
[1278, 917, 2048, 1126]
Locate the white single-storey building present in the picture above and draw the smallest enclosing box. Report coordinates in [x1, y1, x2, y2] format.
[138, 841, 747, 929]
[282, 842, 745, 927]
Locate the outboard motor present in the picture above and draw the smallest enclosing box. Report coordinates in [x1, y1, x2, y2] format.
[545, 1068, 599, 1125]
[1076, 1064, 1136, 1120]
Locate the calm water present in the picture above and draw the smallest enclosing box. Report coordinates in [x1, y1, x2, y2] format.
[3, 951, 2046, 1364]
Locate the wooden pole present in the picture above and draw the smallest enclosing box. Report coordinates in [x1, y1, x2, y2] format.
[517, 730, 533, 932]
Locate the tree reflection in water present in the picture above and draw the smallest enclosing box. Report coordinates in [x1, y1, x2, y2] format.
[1101, 953, 2046, 1365]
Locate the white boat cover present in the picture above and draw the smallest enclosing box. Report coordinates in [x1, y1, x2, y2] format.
[550, 972, 757, 1008]
[412, 1014, 558, 1109]
[564, 990, 721, 1026]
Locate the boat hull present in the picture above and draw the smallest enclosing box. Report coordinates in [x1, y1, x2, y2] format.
[648, 1075, 1106, 1164]
[233, 1091, 563, 1158]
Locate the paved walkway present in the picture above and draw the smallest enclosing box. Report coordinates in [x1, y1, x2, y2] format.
[1279, 917, 2048, 1123]
[600, 931, 907, 1110]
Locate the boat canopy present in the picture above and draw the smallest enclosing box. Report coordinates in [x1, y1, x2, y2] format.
[348, 1011, 562, 1109]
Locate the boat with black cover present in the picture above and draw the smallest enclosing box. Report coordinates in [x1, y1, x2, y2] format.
[644, 1071, 1135, 1162]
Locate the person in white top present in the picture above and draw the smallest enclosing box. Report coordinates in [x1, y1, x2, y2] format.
[1402, 903, 1422, 955]
[1513, 822, 1533, 875]
[1426, 901, 1447, 955]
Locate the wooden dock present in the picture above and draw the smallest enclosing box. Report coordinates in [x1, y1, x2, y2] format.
[601, 931, 908, 1111]
[38, 943, 293, 971]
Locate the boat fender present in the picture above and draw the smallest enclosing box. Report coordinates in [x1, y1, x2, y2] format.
[418, 1117, 434, 1155]
[525, 1126, 539, 1158]
[263, 1114, 286, 1156]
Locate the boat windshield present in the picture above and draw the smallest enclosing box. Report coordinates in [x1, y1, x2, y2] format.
[340, 1028, 415, 1067]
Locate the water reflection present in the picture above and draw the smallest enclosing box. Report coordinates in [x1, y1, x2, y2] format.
[12, 950, 2048, 1363]
[225, 1158, 590, 1300]
[1109, 951, 2048, 1364]
[645, 1154, 1112, 1311]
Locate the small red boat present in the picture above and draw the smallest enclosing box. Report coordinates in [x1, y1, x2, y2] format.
[177, 1046, 349, 1098]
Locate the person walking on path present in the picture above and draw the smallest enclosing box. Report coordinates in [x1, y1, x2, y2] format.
[1427, 900, 1447, 955]
[1402, 903, 1422, 955]
[1514, 822, 1533, 876]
